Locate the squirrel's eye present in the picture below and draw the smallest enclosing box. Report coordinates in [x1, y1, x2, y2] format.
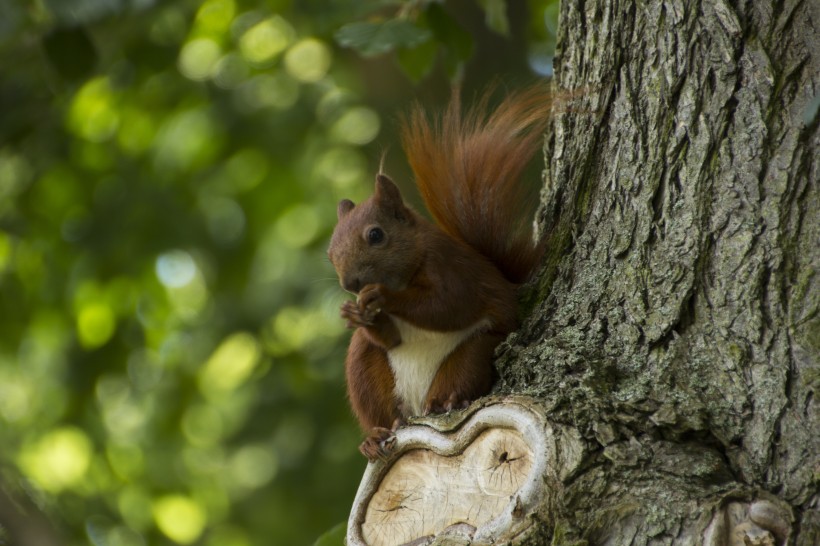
[367, 227, 385, 245]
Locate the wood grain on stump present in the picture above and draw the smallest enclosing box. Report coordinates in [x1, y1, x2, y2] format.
[347, 398, 584, 546]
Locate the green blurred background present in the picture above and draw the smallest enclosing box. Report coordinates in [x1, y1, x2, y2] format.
[0, 1, 557, 544]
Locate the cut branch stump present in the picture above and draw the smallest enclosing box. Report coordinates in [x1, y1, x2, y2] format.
[346, 397, 585, 546]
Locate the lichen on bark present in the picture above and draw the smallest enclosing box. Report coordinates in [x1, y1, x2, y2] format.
[494, 0, 819, 543]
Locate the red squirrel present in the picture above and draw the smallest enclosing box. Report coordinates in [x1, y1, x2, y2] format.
[327, 87, 550, 461]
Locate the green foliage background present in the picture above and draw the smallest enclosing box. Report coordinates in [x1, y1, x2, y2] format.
[0, 1, 557, 545]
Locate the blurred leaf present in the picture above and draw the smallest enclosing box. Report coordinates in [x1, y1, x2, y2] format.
[43, 27, 97, 81]
[396, 39, 438, 83]
[44, 0, 127, 25]
[424, 3, 473, 78]
[312, 521, 346, 546]
[334, 19, 431, 57]
[544, 0, 561, 35]
[0, 0, 24, 44]
[478, 0, 510, 36]
[424, 4, 472, 60]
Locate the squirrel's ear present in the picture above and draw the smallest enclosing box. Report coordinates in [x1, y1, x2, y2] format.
[374, 174, 410, 222]
[375, 174, 402, 203]
[337, 199, 355, 220]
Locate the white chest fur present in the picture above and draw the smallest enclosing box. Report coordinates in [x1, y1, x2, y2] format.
[386, 317, 489, 417]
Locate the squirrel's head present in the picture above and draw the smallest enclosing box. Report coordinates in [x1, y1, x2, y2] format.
[328, 174, 423, 294]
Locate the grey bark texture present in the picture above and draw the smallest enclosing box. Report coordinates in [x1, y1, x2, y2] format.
[494, 0, 819, 544]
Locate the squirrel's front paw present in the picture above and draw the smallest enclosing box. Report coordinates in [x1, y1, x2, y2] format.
[340, 300, 372, 328]
[357, 284, 386, 323]
[359, 427, 396, 462]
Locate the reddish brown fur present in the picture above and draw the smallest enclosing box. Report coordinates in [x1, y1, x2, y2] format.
[423, 333, 502, 414]
[329, 87, 550, 460]
[402, 86, 551, 283]
[345, 330, 398, 431]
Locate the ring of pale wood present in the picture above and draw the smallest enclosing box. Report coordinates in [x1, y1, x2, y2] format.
[347, 401, 551, 546]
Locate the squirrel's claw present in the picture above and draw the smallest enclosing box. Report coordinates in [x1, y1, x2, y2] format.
[357, 284, 386, 323]
[424, 393, 471, 415]
[359, 427, 397, 462]
[340, 300, 374, 328]
[340, 285, 387, 329]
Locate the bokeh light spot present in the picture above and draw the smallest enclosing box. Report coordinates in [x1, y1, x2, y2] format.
[178, 38, 222, 81]
[284, 38, 331, 82]
[182, 445, 226, 476]
[239, 16, 294, 67]
[117, 108, 157, 155]
[118, 486, 153, 532]
[20, 427, 93, 492]
[0, 151, 33, 198]
[167, 275, 210, 320]
[330, 107, 380, 145]
[182, 404, 224, 446]
[155, 250, 197, 288]
[234, 74, 299, 112]
[68, 77, 120, 142]
[96, 375, 148, 441]
[127, 349, 164, 391]
[199, 196, 245, 246]
[273, 412, 315, 464]
[77, 303, 116, 349]
[228, 445, 278, 489]
[194, 0, 235, 36]
[0, 231, 11, 272]
[106, 526, 146, 546]
[152, 495, 206, 544]
[153, 109, 222, 172]
[275, 204, 320, 248]
[149, 7, 187, 45]
[199, 332, 260, 397]
[267, 307, 323, 354]
[213, 53, 249, 89]
[106, 443, 144, 481]
[224, 148, 268, 192]
[249, 237, 300, 285]
[315, 147, 367, 190]
[0, 373, 31, 423]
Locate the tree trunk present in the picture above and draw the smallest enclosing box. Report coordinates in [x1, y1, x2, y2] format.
[346, 1, 818, 544]
[494, 0, 819, 543]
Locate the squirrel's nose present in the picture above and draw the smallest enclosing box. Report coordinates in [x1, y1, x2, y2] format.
[342, 277, 361, 293]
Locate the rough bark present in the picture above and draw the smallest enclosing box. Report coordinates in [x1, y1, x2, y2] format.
[346, 1, 817, 543]
[493, 0, 819, 544]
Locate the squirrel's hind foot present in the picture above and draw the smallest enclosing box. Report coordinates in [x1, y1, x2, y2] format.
[359, 427, 397, 462]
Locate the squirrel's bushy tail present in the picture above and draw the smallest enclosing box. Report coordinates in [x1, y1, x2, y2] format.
[401, 86, 551, 284]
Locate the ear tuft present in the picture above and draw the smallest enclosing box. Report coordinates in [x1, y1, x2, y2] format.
[337, 199, 355, 220]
